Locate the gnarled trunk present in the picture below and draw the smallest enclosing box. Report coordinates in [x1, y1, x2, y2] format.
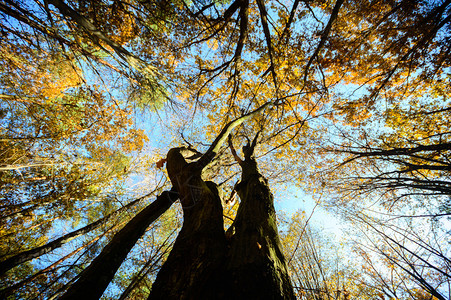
[148, 148, 227, 299]
[149, 145, 294, 299]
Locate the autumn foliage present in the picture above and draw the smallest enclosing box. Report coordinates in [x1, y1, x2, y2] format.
[1, 0, 450, 299]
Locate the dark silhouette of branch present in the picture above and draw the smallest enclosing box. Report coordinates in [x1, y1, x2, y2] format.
[303, 0, 344, 84]
[0, 192, 154, 276]
[256, 0, 278, 89]
[59, 190, 178, 300]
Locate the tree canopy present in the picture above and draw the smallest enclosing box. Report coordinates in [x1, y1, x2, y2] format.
[1, 0, 450, 299]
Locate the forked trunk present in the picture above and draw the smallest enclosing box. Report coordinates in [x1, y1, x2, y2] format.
[149, 146, 294, 299]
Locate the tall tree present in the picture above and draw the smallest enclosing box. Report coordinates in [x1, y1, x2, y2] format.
[1, 0, 450, 298]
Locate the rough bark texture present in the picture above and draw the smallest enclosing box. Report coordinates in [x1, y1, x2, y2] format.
[149, 146, 295, 299]
[148, 148, 228, 299]
[226, 153, 295, 299]
[60, 190, 177, 300]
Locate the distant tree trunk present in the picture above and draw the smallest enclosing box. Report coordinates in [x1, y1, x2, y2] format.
[0, 222, 120, 299]
[149, 141, 295, 299]
[0, 193, 149, 276]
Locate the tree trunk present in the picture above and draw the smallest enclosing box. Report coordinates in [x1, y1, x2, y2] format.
[149, 146, 295, 299]
[0, 219, 125, 299]
[60, 190, 177, 300]
[226, 155, 295, 299]
[148, 148, 228, 299]
[0, 193, 149, 276]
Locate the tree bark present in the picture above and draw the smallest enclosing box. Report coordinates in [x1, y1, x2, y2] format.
[148, 148, 228, 299]
[225, 143, 295, 299]
[60, 190, 178, 300]
[149, 143, 295, 299]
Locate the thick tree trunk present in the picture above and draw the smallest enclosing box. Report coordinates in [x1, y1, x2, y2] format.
[148, 148, 228, 299]
[226, 156, 295, 299]
[60, 190, 177, 300]
[149, 146, 295, 299]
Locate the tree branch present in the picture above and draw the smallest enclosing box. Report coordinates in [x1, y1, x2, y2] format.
[303, 0, 344, 84]
[196, 101, 272, 169]
[256, 0, 278, 89]
[47, 0, 156, 80]
[59, 189, 178, 300]
[228, 135, 244, 166]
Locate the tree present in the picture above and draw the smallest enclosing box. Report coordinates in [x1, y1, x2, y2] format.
[1, 0, 450, 299]
[348, 211, 450, 300]
[0, 0, 154, 297]
[50, 106, 295, 299]
[306, 0, 451, 209]
[281, 210, 376, 299]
